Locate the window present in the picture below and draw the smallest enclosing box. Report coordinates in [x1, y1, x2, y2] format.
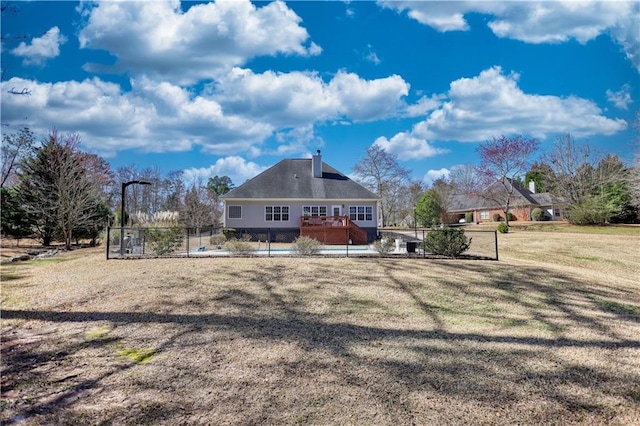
[349, 206, 373, 221]
[303, 205, 327, 217]
[480, 211, 490, 220]
[228, 205, 242, 219]
[554, 209, 560, 218]
[266, 206, 289, 222]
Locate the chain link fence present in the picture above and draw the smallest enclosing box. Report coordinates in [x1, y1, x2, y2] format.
[106, 226, 498, 260]
[379, 228, 498, 260]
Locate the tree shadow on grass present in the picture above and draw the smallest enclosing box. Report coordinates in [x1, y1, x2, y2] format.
[3, 307, 639, 424]
[2, 258, 640, 424]
[376, 258, 640, 337]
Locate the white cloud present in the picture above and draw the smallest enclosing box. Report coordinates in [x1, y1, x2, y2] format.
[273, 126, 324, 157]
[78, 0, 320, 84]
[328, 70, 409, 121]
[214, 68, 410, 126]
[606, 84, 633, 110]
[0, 76, 272, 156]
[11, 26, 67, 66]
[365, 44, 381, 65]
[183, 156, 268, 186]
[0, 66, 410, 158]
[372, 66, 627, 160]
[410, 66, 627, 142]
[610, 12, 640, 73]
[1, 57, 412, 157]
[213, 68, 340, 127]
[403, 94, 443, 118]
[379, 1, 640, 71]
[308, 42, 323, 56]
[374, 132, 448, 161]
[422, 168, 450, 186]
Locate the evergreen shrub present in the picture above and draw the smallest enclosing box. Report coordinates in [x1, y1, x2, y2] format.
[566, 198, 609, 225]
[146, 226, 184, 255]
[531, 208, 546, 221]
[497, 222, 509, 233]
[222, 228, 236, 240]
[422, 227, 471, 257]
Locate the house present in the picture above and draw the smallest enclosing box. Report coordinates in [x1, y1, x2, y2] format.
[447, 179, 568, 223]
[221, 151, 379, 244]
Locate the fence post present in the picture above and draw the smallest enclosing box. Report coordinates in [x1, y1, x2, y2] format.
[494, 230, 499, 261]
[106, 226, 111, 260]
[268, 228, 271, 257]
[345, 228, 349, 258]
[120, 225, 125, 258]
[186, 228, 190, 258]
[422, 229, 426, 259]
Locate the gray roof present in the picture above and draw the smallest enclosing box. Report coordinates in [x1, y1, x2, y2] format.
[222, 159, 379, 200]
[448, 179, 567, 212]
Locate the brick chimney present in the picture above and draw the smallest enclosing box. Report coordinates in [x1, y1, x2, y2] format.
[528, 180, 536, 193]
[312, 150, 322, 178]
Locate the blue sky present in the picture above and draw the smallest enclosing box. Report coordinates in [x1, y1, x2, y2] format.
[2, 0, 638, 186]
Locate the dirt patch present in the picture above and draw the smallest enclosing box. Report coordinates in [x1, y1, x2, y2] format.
[1, 231, 639, 425]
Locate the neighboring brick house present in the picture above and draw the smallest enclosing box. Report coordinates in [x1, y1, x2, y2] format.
[221, 151, 379, 244]
[447, 179, 568, 223]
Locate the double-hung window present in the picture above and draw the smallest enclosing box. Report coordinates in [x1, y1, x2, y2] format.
[480, 211, 490, 220]
[303, 205, 327, 217]
[265, 206, 289, 222]
[349, 206, 373, 221]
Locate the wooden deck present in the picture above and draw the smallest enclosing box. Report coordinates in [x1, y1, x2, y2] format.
[299, 215, 368, 245]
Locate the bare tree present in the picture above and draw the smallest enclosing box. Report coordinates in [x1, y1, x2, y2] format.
[1, 127, 34, 187]
[82, 152, 114, 201]
[546, 133, 597, 204]
[139, 166, 163, 213]
[113, 166, 189, 223]
[448, 164, 482, 195]
[394, 180, 426, 227]
[164, 170, 186, 212]
[353, 144, 411, 227]
[476, 135, 540, 226]
[115, 164, 158, 221]
[182, 181, 214, 234]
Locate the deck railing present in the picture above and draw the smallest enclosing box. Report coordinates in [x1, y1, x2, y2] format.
[299, 215, 369, 244]
[299, 215, 350, 228]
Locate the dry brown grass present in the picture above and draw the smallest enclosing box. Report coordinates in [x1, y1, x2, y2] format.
[1, 227, 640, 425]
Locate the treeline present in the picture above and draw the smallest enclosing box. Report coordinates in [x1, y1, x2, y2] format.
[352, 133, 640, 228]
[525, 134, 638, 224]
[411, 133, 640, 227]
[1, 128, 233, 249]
[2, 126, 638, 249]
